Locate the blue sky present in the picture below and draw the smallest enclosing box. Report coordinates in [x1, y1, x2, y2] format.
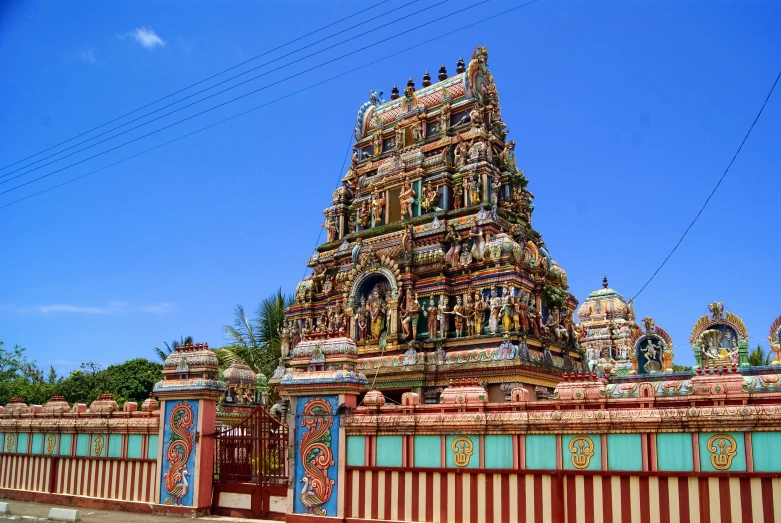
[1, 0, 779, 374]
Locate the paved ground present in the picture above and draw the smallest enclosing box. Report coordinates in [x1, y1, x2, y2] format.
[0, 500, 276, 522]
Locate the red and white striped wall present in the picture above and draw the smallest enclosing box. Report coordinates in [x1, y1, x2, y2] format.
[0, 454, 157, 504]
[345, 467, 781, 523]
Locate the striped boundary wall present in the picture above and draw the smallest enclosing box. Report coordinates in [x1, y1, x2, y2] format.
[345, 467, 781, 523]
[0, 453, 157, 503]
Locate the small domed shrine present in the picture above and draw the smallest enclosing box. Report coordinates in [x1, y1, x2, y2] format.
[276, 46, 581, 403]
[690, 301, 748, 368]
[576, 277, 673, 376]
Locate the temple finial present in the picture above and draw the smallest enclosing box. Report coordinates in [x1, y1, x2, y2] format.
[438, 63, 448, 81]
[390, 84, 399, 100]
[422, 70, 431, 87]
[603, 276, 608, 289]
[456, 56, 466, 74]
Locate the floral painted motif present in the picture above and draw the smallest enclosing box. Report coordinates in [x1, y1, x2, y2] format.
[163, 403, 194, 505]
[299, 398, 335, 516]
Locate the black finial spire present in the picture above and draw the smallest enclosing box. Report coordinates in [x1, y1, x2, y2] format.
[391, 84, 399, 100]
[438, 63, 448, 81]
[422, 70, 431, 87]
[407, 77, 415, 91]
[603, 276, 608, 289]
[456, 56, 466, 74]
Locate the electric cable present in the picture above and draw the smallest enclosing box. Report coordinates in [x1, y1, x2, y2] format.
[630, 69, 781, 301]
[0, 0, 543, 210]
[0, 0, 451, 183]
[0, 0, 395, 173]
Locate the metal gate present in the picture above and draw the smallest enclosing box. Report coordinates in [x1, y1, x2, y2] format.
[212, 405, 289, 518]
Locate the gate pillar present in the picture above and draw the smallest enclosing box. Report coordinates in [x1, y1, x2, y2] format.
[273, 336, 367, 523]
[152, 342, 226, 516]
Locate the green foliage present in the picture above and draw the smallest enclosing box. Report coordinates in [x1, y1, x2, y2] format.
[748, 345, 773, 367]
[672, 364, 692, 372]
[153, 335, 193, 362]
[0, 341, 162, 408]
[215, 289, 292, 394]
[542, 284, 567, 308]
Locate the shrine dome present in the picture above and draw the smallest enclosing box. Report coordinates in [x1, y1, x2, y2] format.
[576, 277, 630, 323]
[222, 362, 256, 386]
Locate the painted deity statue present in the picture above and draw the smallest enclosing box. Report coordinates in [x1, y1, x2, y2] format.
[501, 286, 513, 332]
[469, 225, 485, 262]
[452, 296, 464, 337]
[597, 348, 617, 377]
[488, 287, 501, 335]
[516, 294, 530, 333]
[438, 295, 449, 339]
[444, 224, 461, 268]
[463, 293, 474, 336]
[399, 179, 416, 219]
[371, 189, 385, 225]
[427, 297, 438, 339]
[401, 292, 421, 340]
[473, 290, 487, 335]
[367, 287, 385, 340]
[356, 297, 369, 341]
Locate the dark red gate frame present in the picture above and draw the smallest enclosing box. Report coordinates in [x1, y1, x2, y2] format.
[212, 405, 289, 519]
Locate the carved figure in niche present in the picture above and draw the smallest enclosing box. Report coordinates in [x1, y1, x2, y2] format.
[473, 290, 486, 335]
[383, 295, 392, 335]
[366, 286, 386, 340]
[439, 101, 451, 134]
[597, 348, 617, 377]
[401, 225, 414, 259]
[279, 322, 291, 358]
[462, 176, 473, 207]
[402, 343, 418, 366]
[500, 140, 517, 171]
[451, 296, 464, 337]
[399, 179, 416, 219]
[453, 184, 463, 210]
[395, 126, 404, 150]
[351, 147, 359, 166]
[463, 293, 474, 336]
[497, 334, 516, 360]
[444, 224, 461, 267]
[357, 199, 371, 229]
[518, 335, 530, 360]
[371, 190, 386, 226]
[488, 287, 501, 335]
[372, 130, 382, 157]
[490, 175, 502, 211]
[501, 285, 513, 332]
[470, 107, 483, 132]
[459, 242, 472, 268]
[322, 214, 338, 243]
[401, 291, 421, 340]
[403, 86, 418, 112]
[709, 301, 724, 320]
[412, 114, 425, 142]
[421, 183, 441, 213]
[516, 293, 530, 334]
[469, 174, 481, 205]
[427, 297, 438, 339]
[438, 295, 449, 339]
[311, 265, 326, 294]
[454, 140, 468, 168]
[528, 302, 540, 337]
[290, 320, 301, 350]
[469, 225, 485, 262]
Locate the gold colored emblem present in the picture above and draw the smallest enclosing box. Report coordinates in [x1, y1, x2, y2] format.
[569, 436, 595, 469]
[451, 436, 474, 467]
[93, 435, 105, 456]
[46, 434, 56, 454]
[707, 434, 738, 470]
[5, 434, 14, 452]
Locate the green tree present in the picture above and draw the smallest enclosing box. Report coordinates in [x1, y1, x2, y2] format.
[153, 335, 193, 362]
[747, 345, 772, 367]
[0, 342, 57, 405]
[672, 364, 692, 372]
[216, 289, 292, 382]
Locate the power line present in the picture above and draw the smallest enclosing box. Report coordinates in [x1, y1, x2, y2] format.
[0, 0, 489, 195]
[0, 0, 395, 173]
[0, 0, 543, 210]
[0, 0, 449, 183]
[630, 69, 781, 302]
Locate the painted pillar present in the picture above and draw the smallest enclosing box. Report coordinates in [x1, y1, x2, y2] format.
[274, 336, 367, 522]
[153, 342, 226, 515]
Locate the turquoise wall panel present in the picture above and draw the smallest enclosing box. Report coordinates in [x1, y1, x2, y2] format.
[31, 433, 43, 455]
[147, 435, 158, 460]
[446, 435, 480, 469]
[127, 435, 143, 459]
[657, 433, 693, 471]
[16, 433, 28, 454]
[76, 434, 89, 456]
[59, 434, 72, 456]
[607, 434, 642, 471]
[414, 435, 441, 468]
[346, 436, 365, 466]
[563, 435, 602, 471]
[376, 436, 402, 467]
[0, 434, 3, 452]
[752, 432, 781, 472]
[699, 432, 746, 472]
[108, 434, 123, 458]
[525, 435, 557, 469]
[484, 435, 513, 469]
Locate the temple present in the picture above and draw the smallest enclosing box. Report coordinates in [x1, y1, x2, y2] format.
[278, 47, 583, 403]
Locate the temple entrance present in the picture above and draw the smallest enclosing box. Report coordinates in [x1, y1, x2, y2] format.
[212, 405, 289, 519]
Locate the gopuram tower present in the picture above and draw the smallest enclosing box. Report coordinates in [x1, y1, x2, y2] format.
[275, 47, 581, 404]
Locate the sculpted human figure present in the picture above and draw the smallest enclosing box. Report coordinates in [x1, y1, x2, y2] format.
[501, 286, 513, 332]
[367, 287, 385, 340]
[473, 290, 487, 335]
[463, 293, 474, 336]
[371, 189, 386, 225]
[452, 296, 464, 337]
[469, 225, 485, 262]
[597, 348, 617, 377]
[438, 295, 449, 339]
[399, 179, 416, 219]
[401, 292, 421, 340]
[427, 297, 438, 339]
[488, 287, 501, 335]
[459, 242, 472, 267]
[421, 183, 440, 213]
[372, 129, 382, 157]
[444, 224, 461, 267]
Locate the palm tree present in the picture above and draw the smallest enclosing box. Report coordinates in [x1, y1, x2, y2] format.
[153, 336, 193, 362]
[215, 289, 292, 381]
[747, 344, 772, 367]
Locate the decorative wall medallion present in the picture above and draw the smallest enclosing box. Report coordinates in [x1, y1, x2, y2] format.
[707, 434, 738, 470]
[5, 434, 13, 452]
[569, 436, 595, 469]
[451, 436, 474, 467]
[299, 398, 336, 516]
[163, 403, 195, 505]
[93, 435, 104, 456]
[46, 434, 56, 454]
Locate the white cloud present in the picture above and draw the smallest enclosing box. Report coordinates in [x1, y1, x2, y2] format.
[121, 26, 166, 49]
[79, 49, 98, 63]
[0, 301, 175, 315]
